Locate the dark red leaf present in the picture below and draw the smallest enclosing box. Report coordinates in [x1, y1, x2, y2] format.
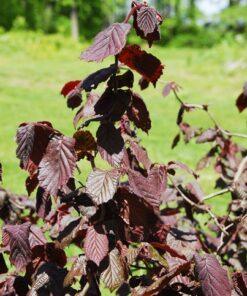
[139, 77, 150, 90]
[236, 92, 247, 113]
[32, 242, 67, 268]
[94, 88, 132, 122]
[97, 122, 124, 155]
[82, 64, 117, 92]
[38, 136, 76, 196]
[176, 106, 185, 125]
[127, 92, 151, 133]
[119, 45, 164, 85]
[36, 187, 52, 219]
[16, 121, 55, 174]
[81, 23, 131, 62]
[67, 92, 82, 110]
[116, 186, 162, 241]
[194, 253, 231, 296]
[61, 80, 81, 97]
[129, 141, 152, 171]
[232, 272, 247, 296]
[107, 70, 134, 89]
[0, 253, 7, 274]
[84, 225, 109, 266]
[128, 164, 167, 209]
[171, 133, 180, 149]
[141, 261, 190, 295]
[25, 173, 39, 196]
[2, 222, 32, 271]
[73, 130, 97, 160]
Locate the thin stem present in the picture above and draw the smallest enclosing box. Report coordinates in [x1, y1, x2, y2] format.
[113, 55, 119, 93]
[124, 3, 139, 23]
[234, 156, 247, 183]
[203, 188, 230, 201]
[168, 175, 229, 235]
[30, 228, 46, 245]
[172, 89, 247, 139]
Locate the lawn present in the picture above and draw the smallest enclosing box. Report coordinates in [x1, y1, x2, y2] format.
[0, 31, 246, 215]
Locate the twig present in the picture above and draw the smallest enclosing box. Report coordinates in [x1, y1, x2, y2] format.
[168, 175, 229, 235]
[203, 188, 230, 201]
[172, 90, 247, 139]
[234, 156, 247, 183]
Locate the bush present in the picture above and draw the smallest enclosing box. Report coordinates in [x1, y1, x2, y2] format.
[0, 1, 246, 295]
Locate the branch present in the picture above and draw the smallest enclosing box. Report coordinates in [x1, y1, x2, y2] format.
[168, 175, 229, 235]
[234, 156, 247, 184]
[203, 188, 230, 202]
[172, 90, 247, 139]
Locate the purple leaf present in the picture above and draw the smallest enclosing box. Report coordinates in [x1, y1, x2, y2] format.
[136, 6, 159, 36]
[84, 225, 109, 266]
[81, 23, 131, 62]
[194, 253, 231, 296]
[232, 272, 247, 296]
[129, 141, 152, 171]
[36, 187, 52, 218]
[128, 164, 167, 209]
[196, 128, 218, 144]
[133, 4, 162, 47]
[97, 122, 124, 155]
[98, 146, 124, 168]
[86, 169, 119, 205]
[16, 122, 55, 174]
[127, 92, 151, 133]
[94, 88, 132, 122]
[38, 136, 76, 196]
[2, 222, 32, 271]
[162, 81, 181, 98]
[29, 225, 46, 249]
[139, 77, 150, 90]
[236, 82, 247, 113]
[67, 92, 82, 110]
[100, 248, 126, 292]
[82, 64, 117, 92]
[107, 70, 134, 89]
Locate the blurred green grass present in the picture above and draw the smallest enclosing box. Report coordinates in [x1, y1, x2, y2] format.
[0, 32, 246, 214]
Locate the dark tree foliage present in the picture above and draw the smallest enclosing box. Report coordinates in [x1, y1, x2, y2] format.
[0, 1, 247, 295]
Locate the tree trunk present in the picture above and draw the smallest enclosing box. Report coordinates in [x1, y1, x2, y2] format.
[229, 0, 240, 6]
[71, 0, 79, 41]
[188, 0, 196, 25]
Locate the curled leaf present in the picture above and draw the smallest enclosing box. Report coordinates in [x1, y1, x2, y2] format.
[119, 45, 164, 85]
